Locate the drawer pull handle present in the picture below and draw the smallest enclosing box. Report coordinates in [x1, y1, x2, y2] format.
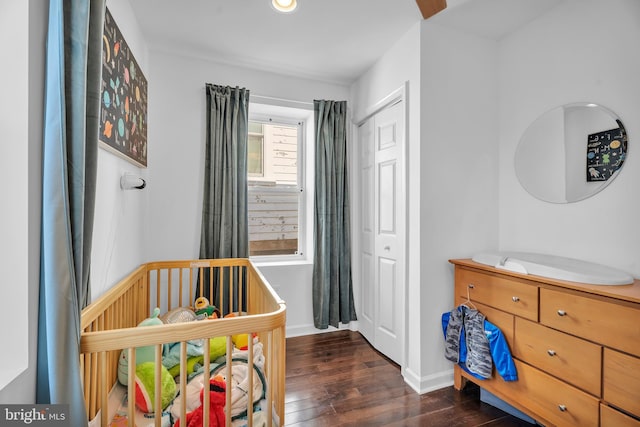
[468, 284, 475, 289]
[557, 310, 567, 316]
[558, 404, 567, 412]
[512, 296, 520, 302]
[547, 349, 556, 356]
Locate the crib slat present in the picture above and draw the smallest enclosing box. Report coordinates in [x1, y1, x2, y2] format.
[266, 330, 274, 427]
[127, 348, 136, 425]
[277, 324, 286, 422]
[228, 267, 233, 314]
[178, 267, 184, 307]
[156, 270, 162, 312]
[239, 266, 245, 313]
[203, 338, 211, 427]
[226, 335, 233, 427]
[82, 350, 90, 416]
[210, 266, 215, 309]
[89, 351, 98, 418]
[100, 351, 108, 427]
[180, 341, 187, 425]
[219, 266, 224, 314]
[167, 268, 173, 309]
[189, 267, 194, 304]
[248, 331, 254, 426]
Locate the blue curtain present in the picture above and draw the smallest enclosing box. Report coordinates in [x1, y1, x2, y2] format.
[37, 0, 105, 425]
[312, 100, 357, 329]
[199, 85, 250, 311]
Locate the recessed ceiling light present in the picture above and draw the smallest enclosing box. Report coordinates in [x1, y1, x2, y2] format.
[272, 0, 297, 13]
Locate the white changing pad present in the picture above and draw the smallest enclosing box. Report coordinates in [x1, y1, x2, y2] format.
[472, 252, 634, 285]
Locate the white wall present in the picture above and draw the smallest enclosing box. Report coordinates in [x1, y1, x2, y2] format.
[0, 0, 46, 401]
[91, 0, 150, 300]
[145, 49, 349, 332]
[498, 0, 640, 276]
[418, 22, 500, 391]
[0, 0, 29, 392]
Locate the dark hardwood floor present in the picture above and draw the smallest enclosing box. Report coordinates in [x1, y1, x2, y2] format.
[285, 330, 535, 426]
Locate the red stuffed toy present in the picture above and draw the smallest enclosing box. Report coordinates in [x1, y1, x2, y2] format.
[176, 374, 227, 427]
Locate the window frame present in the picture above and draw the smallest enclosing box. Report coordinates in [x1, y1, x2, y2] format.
[247, 102, 313, 264]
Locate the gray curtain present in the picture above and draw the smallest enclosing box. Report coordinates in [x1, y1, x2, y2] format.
[312, 100, 357, 329]
[37, 0, 104, 425]
[199, 85, 250, 308]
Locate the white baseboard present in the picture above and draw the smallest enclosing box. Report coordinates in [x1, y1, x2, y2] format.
[402, 367, 454, 394]
[286, 321, 358, 338]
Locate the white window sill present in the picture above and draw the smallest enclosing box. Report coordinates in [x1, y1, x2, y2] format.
[251, 257, 313, 268]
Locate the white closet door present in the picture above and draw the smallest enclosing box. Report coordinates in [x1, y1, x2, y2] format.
[358, 99, 405, 366]
[358, 117, 375, 343]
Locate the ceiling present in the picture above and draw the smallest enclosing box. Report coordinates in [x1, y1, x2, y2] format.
[429, 0, 564, 40]
[129, 0, 565, 86]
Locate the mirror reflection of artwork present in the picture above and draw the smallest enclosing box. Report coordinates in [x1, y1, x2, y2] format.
[515, 103, 628, 203]
[100, 8, 148, 167]
[586, 123, 627, 182]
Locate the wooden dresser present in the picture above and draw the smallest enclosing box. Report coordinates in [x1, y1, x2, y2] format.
[449, 258, 640, 427]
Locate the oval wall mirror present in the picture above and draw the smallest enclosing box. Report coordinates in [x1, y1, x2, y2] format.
[515, 103, 627, 203]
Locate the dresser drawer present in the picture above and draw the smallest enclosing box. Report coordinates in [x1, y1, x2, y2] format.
[456, 268, 538, 321]
[601, 404, 640, 427]
[603, 348, 640, 416]
[514, 317, 601, 396]
[472, 301, 514, 348]
[504, 360, 599, 427]
[540, 288, 640, 357]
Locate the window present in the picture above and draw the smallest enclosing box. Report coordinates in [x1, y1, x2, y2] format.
[248, 103, 312, 260]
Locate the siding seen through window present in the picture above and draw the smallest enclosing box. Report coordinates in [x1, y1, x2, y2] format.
[248, 119, 302, 257]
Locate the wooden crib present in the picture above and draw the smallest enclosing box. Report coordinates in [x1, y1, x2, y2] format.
[80, 258, 286, 427]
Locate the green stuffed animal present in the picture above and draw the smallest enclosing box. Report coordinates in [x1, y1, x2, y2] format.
[118, 307, 163, 385]
[134, 362, 176, 413]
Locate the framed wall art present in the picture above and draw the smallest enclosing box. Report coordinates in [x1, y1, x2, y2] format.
[100, 8, 148, 168]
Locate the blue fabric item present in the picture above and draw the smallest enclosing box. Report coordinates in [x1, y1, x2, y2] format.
[37, 1, 105, 425]
[200, 84, 250, 261]
[445, 306, 493, 378]
[162, 340, 205, 370]
[442, 310, 518, 382]
[312, 100, 357, 329]
[199, 85, 250, 312]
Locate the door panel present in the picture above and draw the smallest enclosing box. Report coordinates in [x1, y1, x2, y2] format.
[378, 257, 397, 335]
[378, 160, 397, 234]
[358, 118, 375, 342]
[357, 98, 405, 366]
[361, 252, 374, 327]
[374, 100, 404, 365]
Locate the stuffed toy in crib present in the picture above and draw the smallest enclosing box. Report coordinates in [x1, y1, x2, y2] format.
[194, 296, 220, 319]
[134, 362, 176, 413]
[175, 375, 227, 427]
[117, 307, 164, 385]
